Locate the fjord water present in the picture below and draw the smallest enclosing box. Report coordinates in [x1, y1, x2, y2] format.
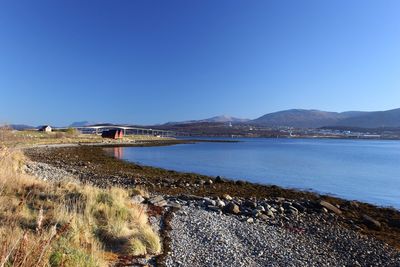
[116, 138, 400, 209]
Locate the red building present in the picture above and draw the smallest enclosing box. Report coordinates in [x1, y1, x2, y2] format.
[101, 129, 124, 139]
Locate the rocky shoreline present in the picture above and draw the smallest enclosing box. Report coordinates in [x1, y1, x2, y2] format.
[24, 145, 400, 266]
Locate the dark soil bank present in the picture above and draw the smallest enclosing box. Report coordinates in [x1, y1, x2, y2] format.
[25, 144, 400, 251]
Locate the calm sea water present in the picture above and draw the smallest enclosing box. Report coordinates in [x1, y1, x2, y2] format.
[112, 138, 400, 209]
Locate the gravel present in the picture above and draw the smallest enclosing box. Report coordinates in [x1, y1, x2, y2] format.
[164, 206, 400, 267]
[24, 161, 78, 182]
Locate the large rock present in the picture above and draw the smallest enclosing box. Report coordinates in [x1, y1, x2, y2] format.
[243, 200, 257, 209]
[149, 195, 167, 207]
[362, 215, 381, 229]
[167, 202, 182, 209]
[149, 195, 164, 204]
[216, 199, 226, 208]
[292, 202, 306, 213]
[223, 194, 233, 201]
[224, 202, 241, 214]
[203, 197, 216, 206]
[319, 200, 342, 215]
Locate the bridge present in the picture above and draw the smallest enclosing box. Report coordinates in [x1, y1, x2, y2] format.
[69, 125, 179, 137]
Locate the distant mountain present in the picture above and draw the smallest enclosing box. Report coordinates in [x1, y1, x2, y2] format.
[250, 109, 356, 128]
[69, 121, 94, 127]
[9, 124, 35, 130]
[333, 108, 400, 128]
[250, 108, 400, 128]
[165, 115, 250, 125]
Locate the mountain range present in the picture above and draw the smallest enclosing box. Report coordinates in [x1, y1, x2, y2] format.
[164, 108, 400, 129]
[165, 115, 250, 125]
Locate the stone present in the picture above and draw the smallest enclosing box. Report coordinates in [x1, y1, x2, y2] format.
[292, 202, 306, 213]
[252, 210, 262, 217]
[149, 195, 164, 205]
[282, 201, 292, 209]
[216, 199, 226, 208]
[223, 194, 233, 201]
[203, 197, 216, 206]
[266, 210, 275, 218]
[148, 195, 168, 207]
[246, 217, 254, 223]
[224, 202, 240, 214]
[131, 195, 145, 204]
[205, 179, 213, 185]
[256, 206, 265, 212]
[154, 200, 168, 207]
[167, 202, 182, 209]
[362, 214, 381, 229]
[287, 207, 298, 215]
[244, 200, 257, 209]
[319, 200, 342, 215]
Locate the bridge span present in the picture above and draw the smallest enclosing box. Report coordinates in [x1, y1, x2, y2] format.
[69, 125, 181, 137]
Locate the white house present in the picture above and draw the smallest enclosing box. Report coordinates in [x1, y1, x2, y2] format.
[39, 125, 52, 132]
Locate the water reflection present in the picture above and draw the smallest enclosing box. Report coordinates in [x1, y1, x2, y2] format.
[113, 147, 124, 159]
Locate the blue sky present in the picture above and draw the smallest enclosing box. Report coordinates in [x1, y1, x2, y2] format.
[0, 0, 399, 126]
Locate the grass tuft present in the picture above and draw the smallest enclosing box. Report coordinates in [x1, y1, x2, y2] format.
[0, 144, 161, 266]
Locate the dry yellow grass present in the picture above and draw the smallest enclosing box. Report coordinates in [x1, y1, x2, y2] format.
[0, 136, 161, 266]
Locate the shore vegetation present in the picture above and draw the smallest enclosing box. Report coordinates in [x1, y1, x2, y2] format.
[0, 128, 161, 266]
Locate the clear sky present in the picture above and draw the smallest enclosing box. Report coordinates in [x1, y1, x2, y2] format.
[1, 0, 399, 126]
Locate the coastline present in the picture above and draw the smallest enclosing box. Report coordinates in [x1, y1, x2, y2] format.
[23, 143, 400, 253]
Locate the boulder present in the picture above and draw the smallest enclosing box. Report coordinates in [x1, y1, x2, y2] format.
[287, 207, 298, 216]
[292, 202, 306, 213]
[244, 200, 257, 209]
[282, 201, 292, 209]
[362, 214, 381, 229]
[223, 194, 233, 201]
[224, 202, 240, 214]
[148, 195, 164, 205]
[319, 200, 342, 215]
[203, 197, 216, 206]
[167, 202, 182, 209]
[216, 199, 226, 208]
[266, 210, 275, 218]
[149, 195, 168, 207]
[259, 214, 270, 221]
[154, 200, 168, 207]
[205, 179, 213, 185]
